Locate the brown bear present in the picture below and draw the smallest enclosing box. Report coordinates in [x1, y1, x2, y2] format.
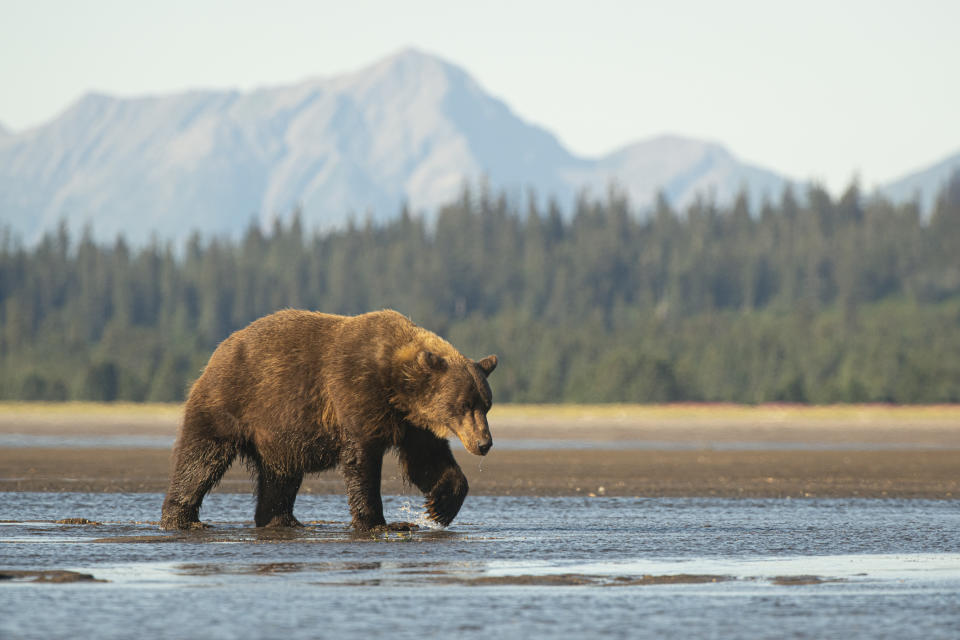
[160, 309, 497, 532]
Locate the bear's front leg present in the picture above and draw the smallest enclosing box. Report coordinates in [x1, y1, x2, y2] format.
[340, 442, 391, 532]
[399, 428, 469, 528]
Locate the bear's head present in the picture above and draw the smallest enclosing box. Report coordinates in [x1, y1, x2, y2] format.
[394, 348, 498, 456]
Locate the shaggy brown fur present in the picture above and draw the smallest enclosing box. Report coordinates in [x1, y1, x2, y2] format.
[160, 309, 497, 532]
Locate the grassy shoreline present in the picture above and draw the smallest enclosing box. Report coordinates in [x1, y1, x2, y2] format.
[2, 402, 959, 441]
[1, 401, 959, 418]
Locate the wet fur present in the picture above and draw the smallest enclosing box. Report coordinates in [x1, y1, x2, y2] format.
[160, 309, 496, 531]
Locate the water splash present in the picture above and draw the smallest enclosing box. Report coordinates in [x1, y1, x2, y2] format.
[396, 500, 443, 530]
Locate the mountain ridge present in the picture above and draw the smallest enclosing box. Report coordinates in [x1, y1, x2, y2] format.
[0, 48, 952, 245]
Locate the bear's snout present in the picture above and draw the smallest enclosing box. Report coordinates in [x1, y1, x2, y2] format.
[452, 410, 493, 456]
[476, 436, 492, 456]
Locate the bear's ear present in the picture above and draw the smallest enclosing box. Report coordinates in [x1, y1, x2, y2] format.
[476, 354, 498, 377]
[417, 350, 447, 372]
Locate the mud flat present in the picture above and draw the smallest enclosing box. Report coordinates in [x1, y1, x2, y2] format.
[6, 405, 960, 640]
[1, 403, 958, 498]
[1, 446, 958, 499]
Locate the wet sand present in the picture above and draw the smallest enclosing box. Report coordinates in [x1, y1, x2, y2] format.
[1, 403, 959, 499]
[2, 446, 959, 499]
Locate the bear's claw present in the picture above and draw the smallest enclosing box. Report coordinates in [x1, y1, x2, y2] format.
[425, 500, 455, 527]
[160, 519, 211, 531]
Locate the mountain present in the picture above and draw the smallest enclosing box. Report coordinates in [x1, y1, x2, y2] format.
[568, 135, 787, 212]
[880, 150, 960, 214]
[1, 49, 790, 245]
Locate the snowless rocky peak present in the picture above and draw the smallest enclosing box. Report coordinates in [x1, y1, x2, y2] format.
[1, 49, 795, 245]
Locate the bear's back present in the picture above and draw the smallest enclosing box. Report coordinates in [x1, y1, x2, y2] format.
[188, 310, 339, 411]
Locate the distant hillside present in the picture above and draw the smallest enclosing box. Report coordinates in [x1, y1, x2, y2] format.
[881, 150, 960, 215]
[0, 49, 792, 245]
[569, 135, 787, 211]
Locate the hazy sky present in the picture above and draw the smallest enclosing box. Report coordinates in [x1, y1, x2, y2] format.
[3, 0, 958, 193]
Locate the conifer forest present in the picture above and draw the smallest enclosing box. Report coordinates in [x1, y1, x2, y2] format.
[3, 173, 959, 404]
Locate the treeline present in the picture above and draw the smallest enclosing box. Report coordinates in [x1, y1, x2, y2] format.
[2, 172, 960, 403]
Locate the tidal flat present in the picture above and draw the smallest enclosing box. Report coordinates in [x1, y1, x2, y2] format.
[2, 403, 960, 498]
[2, 404, 960, 638]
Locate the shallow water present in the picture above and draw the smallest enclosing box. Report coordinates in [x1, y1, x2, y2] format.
[2, 493, 960, 639]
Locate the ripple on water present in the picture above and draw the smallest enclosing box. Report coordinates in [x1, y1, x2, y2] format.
[2, 493, 960, 639]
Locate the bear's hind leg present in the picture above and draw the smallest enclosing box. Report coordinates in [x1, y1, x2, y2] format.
[160, 412, 238, 530]
[254, 466, 304, 528]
